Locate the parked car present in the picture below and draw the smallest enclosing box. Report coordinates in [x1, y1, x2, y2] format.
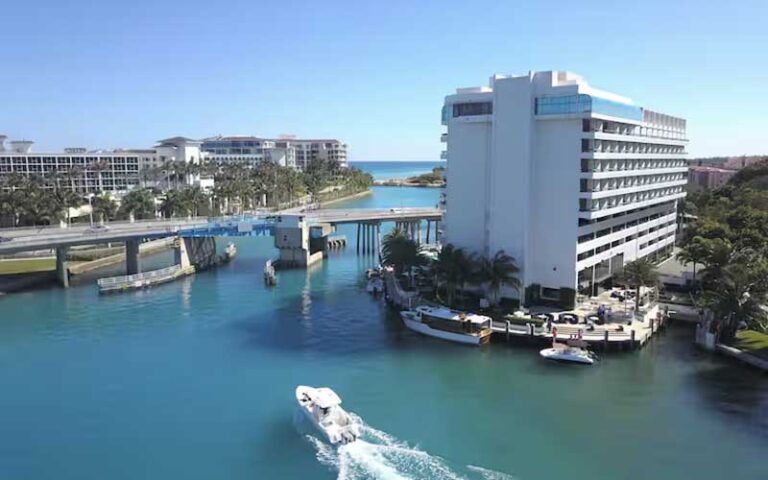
[0, 236, 12, 243]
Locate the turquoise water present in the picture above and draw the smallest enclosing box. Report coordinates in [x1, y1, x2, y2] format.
[1, 183, 767, 480]
[351, 161, 444, 181]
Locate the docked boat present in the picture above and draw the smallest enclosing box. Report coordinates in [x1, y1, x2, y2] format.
[540, 339, 597, 365]
[295, 386, 360, 445]
[366, 276, 384, 294]
[400, 305, 493, 346]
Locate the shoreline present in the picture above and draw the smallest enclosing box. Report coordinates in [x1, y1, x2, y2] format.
[319, 188, 373, 207]
[373, 179, 444, 188]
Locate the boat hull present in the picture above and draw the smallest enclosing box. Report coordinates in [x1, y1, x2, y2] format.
[401, 312, 487, 346]
[539, 348, 595, 365]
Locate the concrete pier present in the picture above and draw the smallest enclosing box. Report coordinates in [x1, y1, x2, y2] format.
[126, 239, 141, 275]
[55, 246, 69, 288]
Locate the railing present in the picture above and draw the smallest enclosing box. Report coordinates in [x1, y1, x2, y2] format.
[97, 265, 182, 288]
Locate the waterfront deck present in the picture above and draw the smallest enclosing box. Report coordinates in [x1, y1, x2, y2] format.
[489, 318, 660, 350]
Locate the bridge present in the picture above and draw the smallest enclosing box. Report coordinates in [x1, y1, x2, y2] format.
[0, 207, 443, 287]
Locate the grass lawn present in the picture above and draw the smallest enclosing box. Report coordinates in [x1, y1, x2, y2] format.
[733, 330, 768, 361]
[0, 257, 57, 275]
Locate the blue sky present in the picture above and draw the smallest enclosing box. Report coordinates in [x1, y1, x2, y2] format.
[1, 0, 766, 160]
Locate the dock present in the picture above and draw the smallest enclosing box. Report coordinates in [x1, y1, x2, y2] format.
[490, 317, 664, 351]
[382, 267, 668, 351]
[97, 264, 195, 293]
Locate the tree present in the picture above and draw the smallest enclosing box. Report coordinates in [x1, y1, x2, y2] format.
[430, 243, 475, 307]
[381, 228, 427, 288]
[182, 186, 209, 217]
[118, 188, 156, 220]
[618, 258, 659, 312]
[92, 194, 118, 222]
[704, 250, 768, 341]
[476, 250, 521, 306]
[676, 236, 710, 288]
[160, 189, 190, 218]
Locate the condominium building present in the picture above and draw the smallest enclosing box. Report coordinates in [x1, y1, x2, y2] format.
[688, 165, 736, 190]
[0, 135, 208, 194]
[200, 136, 296, 168]
[441, 71, 688, 300]
[201, 136, 347, 170]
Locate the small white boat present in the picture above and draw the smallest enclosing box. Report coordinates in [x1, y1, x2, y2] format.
[400, 305, 492, 346]
[296, 386, 360, 445]
[366, 277, 384, 294]
[540, 342, 597, 365]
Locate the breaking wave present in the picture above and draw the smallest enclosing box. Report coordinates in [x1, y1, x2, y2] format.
[299, 412, 516, 480]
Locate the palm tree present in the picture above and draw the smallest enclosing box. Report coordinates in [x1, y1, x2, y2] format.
[675, 236, 709, 289]
[381, 228, 427, 288]
[182, 186, 209, 217]
[618, 258, 659, 312]
[161, 189, 190, 218]
[92, 194, 118, 223]
[705, 253, 768, 341]
[477, 250, 521, 306]
[430, 244, 475, 307]
[88, 159, 109, 193]
[118, 188, 156, 220]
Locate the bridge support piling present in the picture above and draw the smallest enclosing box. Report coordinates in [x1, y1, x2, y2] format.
[55, 246, 69, 288]
[126, 239, 142, 275]
[426, 221, 431, 244]
[416, 220, 422, 244]
[356, 224, 361, 254]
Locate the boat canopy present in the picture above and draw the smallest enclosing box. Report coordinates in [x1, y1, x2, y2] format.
[415, 306, 491, 325]
[313, 388, 342, 408]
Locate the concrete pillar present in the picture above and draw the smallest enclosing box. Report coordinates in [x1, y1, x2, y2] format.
[368, 224, 373, 254]
[416, 221, 422, 244]
[55, 246, 69, 288]
[126, 239, 141, 275]
[426, 221, 431, 244]
[174, 237, 191, 269]
[356, 224, 361, 254]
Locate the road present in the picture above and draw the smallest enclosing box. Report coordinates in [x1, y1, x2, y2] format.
[0, 208, 443, 255]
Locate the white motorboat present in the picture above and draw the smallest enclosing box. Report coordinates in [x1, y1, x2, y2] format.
[400, 305, 493, 346]
[366, 277, 384, 294]
[296, 386, 360, 445]
[540, 341, 597, 365]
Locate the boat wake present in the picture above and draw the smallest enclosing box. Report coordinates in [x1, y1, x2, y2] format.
[301, 413, 516, 480]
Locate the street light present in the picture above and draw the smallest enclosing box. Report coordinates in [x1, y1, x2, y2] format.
[88, 193, 95, 227]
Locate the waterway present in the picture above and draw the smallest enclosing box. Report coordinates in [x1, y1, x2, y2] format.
[1, 176, 766, 479]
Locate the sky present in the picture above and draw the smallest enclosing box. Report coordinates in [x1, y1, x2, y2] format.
[1, 0, 766, 160]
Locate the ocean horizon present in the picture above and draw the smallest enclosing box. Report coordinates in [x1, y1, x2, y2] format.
[350, 160, 444, 181]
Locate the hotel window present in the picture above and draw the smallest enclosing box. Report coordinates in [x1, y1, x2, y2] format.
[452, 102, 493, 117]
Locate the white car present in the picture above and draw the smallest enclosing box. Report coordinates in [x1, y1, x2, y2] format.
[85, 225, 110, 234]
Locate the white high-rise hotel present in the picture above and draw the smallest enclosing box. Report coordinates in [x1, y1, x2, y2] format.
[442, 71, 688, 300]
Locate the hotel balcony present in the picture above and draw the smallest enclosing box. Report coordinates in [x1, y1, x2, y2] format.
[440, 133, 448, 143]
[440, 151, 448, 160]
[580, 178, 688, 199]
[579, 191, 686, 220]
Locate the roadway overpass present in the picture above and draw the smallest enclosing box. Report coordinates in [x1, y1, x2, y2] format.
[0, 207, 443, 286]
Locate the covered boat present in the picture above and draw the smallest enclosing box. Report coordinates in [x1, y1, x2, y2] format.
[400, 305, 493, 346]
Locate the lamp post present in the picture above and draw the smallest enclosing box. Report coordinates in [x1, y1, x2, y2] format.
[88, 193, 94, 227]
